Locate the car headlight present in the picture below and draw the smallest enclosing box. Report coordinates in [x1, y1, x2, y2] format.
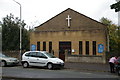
[56, 62, 63, 64]
[56, 62, 60, 64]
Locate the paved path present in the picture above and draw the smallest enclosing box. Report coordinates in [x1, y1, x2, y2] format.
[64, 62, 110, 72]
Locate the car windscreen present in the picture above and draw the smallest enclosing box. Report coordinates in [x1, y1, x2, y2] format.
[117, 57, 120, 62]
[44, 52, 56, 58]
[0, 53, 8, 58]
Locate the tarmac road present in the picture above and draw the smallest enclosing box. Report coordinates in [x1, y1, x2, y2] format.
[1, 66, 120, 79]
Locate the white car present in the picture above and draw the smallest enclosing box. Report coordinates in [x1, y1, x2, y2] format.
[21, 51, 64, 69]
[0, 53, 19, 67]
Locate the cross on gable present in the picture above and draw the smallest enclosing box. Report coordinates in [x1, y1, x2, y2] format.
[66, 15, 72, 27]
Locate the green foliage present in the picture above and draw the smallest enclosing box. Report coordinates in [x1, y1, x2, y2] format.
[0, 26, 2, 52]
[1, 13, 30, 51]
[111, 1, 120, 12]
[22, 28, 30, 51]
[100, 17, 120, 57]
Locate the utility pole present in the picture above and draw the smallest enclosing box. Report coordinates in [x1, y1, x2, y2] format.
[13, 0, 22, 61]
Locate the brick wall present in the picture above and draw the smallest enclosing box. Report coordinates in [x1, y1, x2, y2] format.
[66, 55, 106, 63]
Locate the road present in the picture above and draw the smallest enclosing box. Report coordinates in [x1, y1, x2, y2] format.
[1, 66, 120, 79]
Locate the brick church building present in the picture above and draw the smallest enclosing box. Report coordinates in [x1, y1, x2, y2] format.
[30, 8, 108, 63]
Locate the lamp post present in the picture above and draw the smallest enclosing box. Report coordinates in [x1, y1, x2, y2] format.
[116, 0, 120, 26]
[13, 0, 22, 61]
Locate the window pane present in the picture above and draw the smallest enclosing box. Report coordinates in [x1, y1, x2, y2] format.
[86, 41, 89, 55]
[93, 41, 96, 55]
[79, 41, 82, 55]
[49, 42, 52, 53]
[43, 42, 46, 51]
[25, 52, 30, 56]
[29, 52, 37, 57]
[37, 52, 46, 58]
[37, 41, 40, 51]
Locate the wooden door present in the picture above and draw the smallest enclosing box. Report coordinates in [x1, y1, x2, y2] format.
[59, 42, 71, 61]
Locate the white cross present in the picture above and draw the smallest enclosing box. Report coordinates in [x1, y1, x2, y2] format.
[66, 15, 72, 27]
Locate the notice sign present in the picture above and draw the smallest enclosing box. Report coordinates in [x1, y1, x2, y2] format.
[98, 44, 104, 53]
[31, 44, 36, 51]
[72, 49, 75, 53]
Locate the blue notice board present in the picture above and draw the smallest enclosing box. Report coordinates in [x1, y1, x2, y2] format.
[31, 44, 36, 51]
[98, 44, 104, 53]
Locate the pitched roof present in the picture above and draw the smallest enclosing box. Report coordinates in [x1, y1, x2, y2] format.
[35, 8, 106, 31]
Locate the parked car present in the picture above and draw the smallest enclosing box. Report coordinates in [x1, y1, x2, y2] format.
[21, 51, 64, 69]
[0, 53, 19, 67]
[115, 57, 120, 76]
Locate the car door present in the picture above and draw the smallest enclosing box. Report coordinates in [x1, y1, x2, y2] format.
[36, 52, 48, 67]
[27, 52, 38, 66]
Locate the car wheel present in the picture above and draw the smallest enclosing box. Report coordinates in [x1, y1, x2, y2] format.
[1, 61, 6, 67]
[23, 62, 29, 68]
[47, 63, 53, 70]
[118, 69, 120, 76]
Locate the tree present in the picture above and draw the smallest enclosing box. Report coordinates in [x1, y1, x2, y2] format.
[100, 17, 120, 56]
[1, 14, 30, 51]
[0, 27, 2, 52]
[111, 1, 120, 12]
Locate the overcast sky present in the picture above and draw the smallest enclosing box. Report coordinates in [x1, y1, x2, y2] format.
[0, 0, 118, 29]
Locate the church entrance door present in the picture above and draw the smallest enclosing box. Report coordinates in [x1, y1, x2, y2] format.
[59, 41, 71, 61]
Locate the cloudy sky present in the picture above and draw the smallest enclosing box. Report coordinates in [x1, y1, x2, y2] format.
[0, 0, 118, 29]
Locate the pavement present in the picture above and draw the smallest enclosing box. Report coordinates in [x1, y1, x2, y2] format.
[64, 62, 110, 72]
[2, 62, 119, 80]
[17, 61, 110, 72]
